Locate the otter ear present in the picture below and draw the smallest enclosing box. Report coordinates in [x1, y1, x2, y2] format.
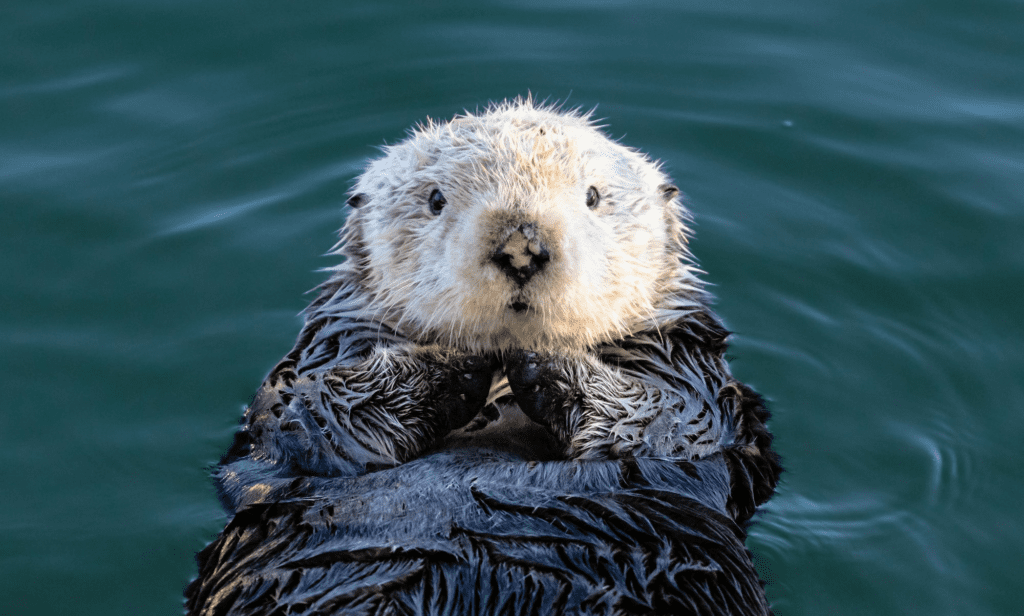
[346, 193, 367, 209]
[658, 184, 680, 201]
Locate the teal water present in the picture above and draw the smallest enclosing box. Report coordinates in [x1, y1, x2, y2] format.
[2, 0, 1022, 614]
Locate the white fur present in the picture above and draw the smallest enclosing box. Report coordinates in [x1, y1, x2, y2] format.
[327, 98, 703, 354]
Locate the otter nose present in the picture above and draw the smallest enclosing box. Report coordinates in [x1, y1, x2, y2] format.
[491, 228, 550, 285]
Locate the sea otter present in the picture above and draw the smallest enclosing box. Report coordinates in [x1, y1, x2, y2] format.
[186, 99, 781, 615]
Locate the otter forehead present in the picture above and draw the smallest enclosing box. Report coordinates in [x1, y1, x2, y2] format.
[341, 100, 695, 353]
[365, 107, 658, 198]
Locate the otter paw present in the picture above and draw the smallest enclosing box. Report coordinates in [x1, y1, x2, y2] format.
[426, 353, 499, 431]
[504, 351, 572, 426]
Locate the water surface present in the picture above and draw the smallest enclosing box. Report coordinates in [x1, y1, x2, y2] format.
[2, 1, 1022, 614]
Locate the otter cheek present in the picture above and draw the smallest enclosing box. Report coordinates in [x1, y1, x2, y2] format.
[633, 208, 669, 259]
[442, 220, 506, 340]
[570, 227, 612, 300]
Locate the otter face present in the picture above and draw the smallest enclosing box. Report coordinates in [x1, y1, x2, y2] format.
[343, 101, 693, 353]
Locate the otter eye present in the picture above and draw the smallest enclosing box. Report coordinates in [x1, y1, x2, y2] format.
[428, 188, 447, 215]
[585, 186, 600, 209]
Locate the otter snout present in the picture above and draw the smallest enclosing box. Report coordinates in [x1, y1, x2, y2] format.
[490, 225, 550, 286]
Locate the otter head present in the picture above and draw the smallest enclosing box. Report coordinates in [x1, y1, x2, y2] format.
[338, 100, 699, 354]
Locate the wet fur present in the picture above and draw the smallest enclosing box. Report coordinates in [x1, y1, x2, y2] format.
[186, 99, 782, 615]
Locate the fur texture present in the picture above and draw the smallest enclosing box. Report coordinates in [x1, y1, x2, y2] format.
[186, 99, 782, 615]
[328, 100, 699, 354]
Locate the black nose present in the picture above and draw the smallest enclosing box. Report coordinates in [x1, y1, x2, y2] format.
[491, 228, 550, 285]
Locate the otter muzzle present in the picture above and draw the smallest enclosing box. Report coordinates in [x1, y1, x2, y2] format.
[490, 225, 550, 286]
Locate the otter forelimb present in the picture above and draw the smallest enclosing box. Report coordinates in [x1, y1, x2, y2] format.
[505, 313, 780, 523]
[216, 329, 496, 514]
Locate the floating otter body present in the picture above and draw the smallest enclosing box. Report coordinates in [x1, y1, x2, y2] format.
[186, 100, 781, 615]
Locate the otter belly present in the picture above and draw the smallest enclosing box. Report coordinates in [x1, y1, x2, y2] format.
[186, 448, 771, 616]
